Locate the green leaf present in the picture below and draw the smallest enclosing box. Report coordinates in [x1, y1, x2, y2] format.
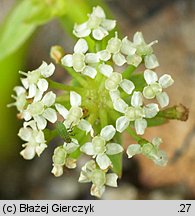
[25, 0, 68, 25]
[0, 0, 68, 61]
[0, 1, 36, 61]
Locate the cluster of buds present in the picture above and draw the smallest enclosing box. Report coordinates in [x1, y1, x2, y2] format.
[9, 6, 177, 198]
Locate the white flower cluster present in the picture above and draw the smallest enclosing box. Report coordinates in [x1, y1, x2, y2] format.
[10, 5, 175, 198]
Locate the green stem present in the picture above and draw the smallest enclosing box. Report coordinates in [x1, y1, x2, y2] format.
[99, 108, 108, 128]
[48, 79, 80, 92]
[126, 127, 149, 146]
[126, 127, 142, 143]
[63, 66, 88, 87]
[122, 65, 136, 79]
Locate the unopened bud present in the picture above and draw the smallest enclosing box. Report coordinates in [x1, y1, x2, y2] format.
[50, 45, 65, 63]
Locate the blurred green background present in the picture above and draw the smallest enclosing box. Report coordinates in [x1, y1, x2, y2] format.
[0, 0, 195, 199]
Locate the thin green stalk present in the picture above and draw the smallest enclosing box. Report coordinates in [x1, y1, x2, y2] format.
[126, 127, 149, 146]
[122, 65, 136, 79]
[126, 127, 142, 143]
[48, 79, 80, 91]
[63, 66, 88, 87]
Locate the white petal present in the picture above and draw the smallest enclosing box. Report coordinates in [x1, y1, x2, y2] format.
[92, 6, 105, 18]
[78, 119, 93, 135]
[33, 89, 43, 102]
[92, 27, 108, 40]
[14, 86, 26, 95]
[23, 110, 32, 121]
[131, 91, 143, 107]
[90, 184, 105, 198]
[98, 50, 111, 61]
[37, 78, 48, 92]
[152, 137, 163, 148]
[34, 115, 47, 130]
[55, 104, 69, 119]
[96, 154, 112, 170]
[85, 53, 99, 64]
[20, 145, 36, 160]
[82, 66, 97, 79]
[113, 97, 128, 113]
[40, 62, 55, 78]
[145, 54, 159, 69]
[80, 142, 95, 155]
[73, 22, 91, 38]
[106, 173, 118, 187]
[21, 78, 29, 89]
[36, 143, 47, 156]
[120, 79, 135, 94]
[74, 39, 88, 53]
[106, 33, 121, 54]
[65, 157, 77, 169]
[65, 140, 79, 154]
[42, 91, 56, 107]
[144, 103, 159, 118]
[144, 69, 158, 84]
[51, 165, 64, 177]
[100, 125, 116, 141]
[35, 130, 45, 143]
[106, 143, 123, 155]
[109, 90, 120, 102]
[126, 144, 142, 158]
[116, 116, 130, 132]
[135, 119, 147, 135]
[70, 91, 81, 107]
[42, 108, 57, 123]
[72, 53, 86, 72]
[27, 84, 36, 98]
[99, 63, 113, 77]
[156, 92, 169, 108]
[101, 19, 116, 31]
[133, 32, 145, 45]
[121, 37, 136, 55]
[113, 53, 126, 66]
[126, 54, 142, 67]
[159, 74, 174, 88]
[18, 128, 32, 142]
[61, 54, 73, 67]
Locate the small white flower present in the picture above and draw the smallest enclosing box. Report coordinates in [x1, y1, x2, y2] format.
[20, 61, 55, 101]
[78, 160, 118, 198]
[105, 72, 135, 95]
[133, 32, 159, 69]
[143, 69, 174, 107]
[80, 125, 123, 170]
[55, 91, 93, 135]
[18, 121, 47, 160]
[61, 39, 99, 79]
[126, 137, 168, 166]
[23, 91, 57, 130]
[51, 139, 79, 177]
[73, 6, 116, 40]
[8, 86, 27, 114]
[106, 32, 126, 66]
[115, 91, 159, 135]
